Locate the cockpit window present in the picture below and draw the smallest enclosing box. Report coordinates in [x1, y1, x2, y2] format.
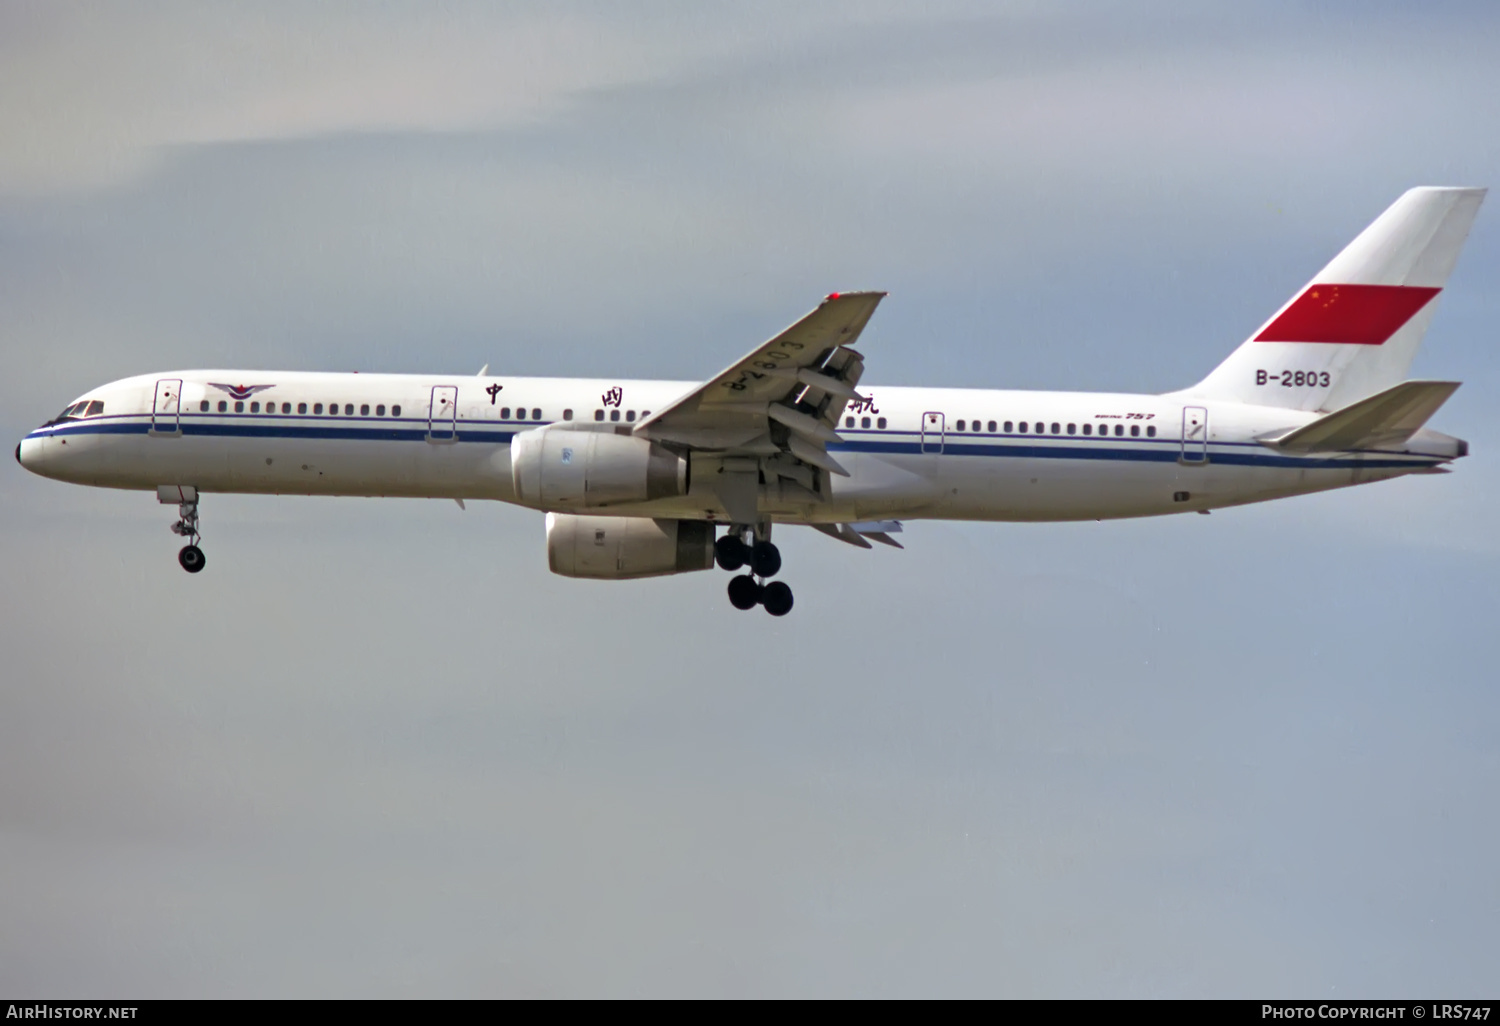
[50, 399, 106, 424]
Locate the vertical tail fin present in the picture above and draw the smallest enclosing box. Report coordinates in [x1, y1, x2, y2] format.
[1185, 187, 1486, 411]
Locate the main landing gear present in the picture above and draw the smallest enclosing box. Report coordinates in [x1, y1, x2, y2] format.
[716, 526, 792, 616]
[160, 485, 206, 574]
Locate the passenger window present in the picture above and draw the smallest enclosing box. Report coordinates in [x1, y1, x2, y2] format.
[360, 404, 370, 416]
[345, 404, 354, 415]
[250, 401, 260, 413]
[1115, 425, 1124, 436]
[627, 410, 636, 422]
[642, 411, 650, 418]
[595, 409, 605, 421]
[1004, 421, 1013, 432]
[861, 416, 871, 428]
[533, 408, 542, 420]
[282, 402, 291, 414]
[564, 409, 573, 420]
[956, 420, 966, 431]
[235, 401, 245, 412]
[214, 400, 225, 412]
[1052, 423, 1060, 434]
[314, 403, 323, 414]
[845, 416, 855, 428]
[877, 417, 887, 429]
[1130, 425, 1140, 437]
[501, 407, 510, 419]
[610, 410, 620, 422]
[298, 402, 308, 414]
[1147, 425, 1156, 437]
[988, 421, 996, 432]
[1067, 423, 1076, 434]
[973, 421, 980, 432]
[200, 400, 210, 412]
[392, 405, 401, 416]
[1083, 424, 1092, 435]
[376, 404, 385, 416]
[1019, 422, 1028, 433]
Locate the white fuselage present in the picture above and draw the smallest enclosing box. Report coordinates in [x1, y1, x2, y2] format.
[16, 370, 1453, 523]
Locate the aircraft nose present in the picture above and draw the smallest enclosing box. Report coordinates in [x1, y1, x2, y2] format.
[16, 435, 41, 473]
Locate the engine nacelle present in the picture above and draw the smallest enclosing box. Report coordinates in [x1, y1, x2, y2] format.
[511, 427, 688, 509]
[546, 514, 714, 579]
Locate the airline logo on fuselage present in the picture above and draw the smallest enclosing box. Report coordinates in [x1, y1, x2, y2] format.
[209, 382, 275, 401]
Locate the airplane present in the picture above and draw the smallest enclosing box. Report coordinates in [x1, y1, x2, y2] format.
[15, 186, 1486, 615]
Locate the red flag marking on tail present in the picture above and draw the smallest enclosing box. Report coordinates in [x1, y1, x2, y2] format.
[1255, 284, 1440, 345]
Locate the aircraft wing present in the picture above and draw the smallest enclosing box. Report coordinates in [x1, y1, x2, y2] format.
[635, 291, 885, 464]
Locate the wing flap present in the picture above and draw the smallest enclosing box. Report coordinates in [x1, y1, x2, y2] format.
[636, 292, 884, 516]
[809, 520, 904, 550]
[637, 291, 884, 450]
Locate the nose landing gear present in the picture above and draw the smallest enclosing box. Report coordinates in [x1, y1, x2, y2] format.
[159, 485, 206, 574]
[177, 543, 206, 573]
[718, 525, 792, 616]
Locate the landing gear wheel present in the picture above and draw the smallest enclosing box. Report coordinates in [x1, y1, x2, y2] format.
[750, 541, 782, 578]
[715, 534, 748, 571]
[762, 580, 793, 617]
[178, 544, 206, 573]
[727, 574, 761, 610]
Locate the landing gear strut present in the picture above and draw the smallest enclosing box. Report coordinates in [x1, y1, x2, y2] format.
[160, 485, 206, 574]
[718, 524, 792, 616]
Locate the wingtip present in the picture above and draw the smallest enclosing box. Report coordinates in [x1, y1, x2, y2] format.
[823, 290, 888, 303]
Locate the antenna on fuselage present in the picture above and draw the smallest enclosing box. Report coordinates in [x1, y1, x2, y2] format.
[477, 364, 489, 376]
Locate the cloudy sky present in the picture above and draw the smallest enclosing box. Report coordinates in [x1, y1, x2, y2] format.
[2, 1, 1498, 997]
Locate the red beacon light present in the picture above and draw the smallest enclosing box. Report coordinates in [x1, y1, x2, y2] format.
[825, 292, 840, 301]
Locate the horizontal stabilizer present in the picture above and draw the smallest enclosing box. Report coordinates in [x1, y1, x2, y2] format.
[1261, 380, 1460, 453]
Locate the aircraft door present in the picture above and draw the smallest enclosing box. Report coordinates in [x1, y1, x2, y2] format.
[921, 411, 945, 454]
[150, 378, 183, 437]
[428, 385, 459, 443]
[1180, 406, 1208, 464]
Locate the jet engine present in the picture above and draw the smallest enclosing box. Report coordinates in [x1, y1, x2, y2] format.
[545, 513, 714, 579]
[511, 428, 688, 509]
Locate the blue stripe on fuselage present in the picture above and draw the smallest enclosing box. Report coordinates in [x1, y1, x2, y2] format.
[28, 416, 1443, 472]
